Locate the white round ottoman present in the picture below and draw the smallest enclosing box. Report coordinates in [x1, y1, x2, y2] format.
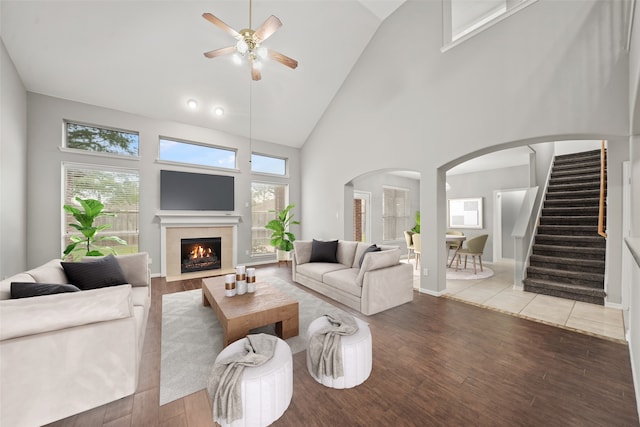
[214, 336, 293, 427]
[306, 315, 372, 389]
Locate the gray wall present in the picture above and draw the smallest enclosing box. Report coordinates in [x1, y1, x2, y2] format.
[0, 40, 28, 278]
[24, 93, 301, 274]
[445, 165, 530, 263]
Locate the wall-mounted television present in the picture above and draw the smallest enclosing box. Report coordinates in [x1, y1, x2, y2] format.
[160, 170, 234, 211]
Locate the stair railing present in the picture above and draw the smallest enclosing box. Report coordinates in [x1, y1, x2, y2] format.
[598, 140, 607, 238]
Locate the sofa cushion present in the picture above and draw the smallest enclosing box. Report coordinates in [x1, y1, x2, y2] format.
[323, 268, 362, 297]
[10, 282, 81, 299]
[359, 244, 381, 267]
[296, 262, 349, 282]
[294, 240, 312, 265]
[0, 285, 133, 341]
[310, 239, 339, 263]
[356, 248, 402, 286]
[27, 260, 69, 285]
[61, 255, 128, 290]
[352, 242, 375, 268]
[337, 241, 358, 267]
[114, 253, 149, 287]
[0, 273, 35, 301]
[130, 286, 150, 308]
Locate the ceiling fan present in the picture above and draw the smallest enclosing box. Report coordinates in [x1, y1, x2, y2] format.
[202, 0, 298, 81]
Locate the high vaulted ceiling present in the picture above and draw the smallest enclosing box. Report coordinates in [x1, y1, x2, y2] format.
[1, 0, 406, 147]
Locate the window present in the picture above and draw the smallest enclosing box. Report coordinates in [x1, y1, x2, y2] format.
[63, 164, 139, 259]
[65, 122, 139, 157]
[251, 182, 287, 255]
[382, 186, 410, 241]
[442, 0, 538, 49]
[159, 137, 236, 170]
[251, 153, 287, 176]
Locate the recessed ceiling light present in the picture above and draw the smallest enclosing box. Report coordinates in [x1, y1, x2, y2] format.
[187, 99, 198, 110]
[214, 107, 225, 117]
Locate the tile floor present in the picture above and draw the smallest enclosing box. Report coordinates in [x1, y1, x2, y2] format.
[406, 258, 627, 342]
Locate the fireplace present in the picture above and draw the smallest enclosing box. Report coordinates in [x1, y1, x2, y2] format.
[181, 237, 222, 273]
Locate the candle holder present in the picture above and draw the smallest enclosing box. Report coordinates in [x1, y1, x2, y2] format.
[236, 265, 247, 295]
[224, 273, 236, 297]
[247, 267, 256, 293]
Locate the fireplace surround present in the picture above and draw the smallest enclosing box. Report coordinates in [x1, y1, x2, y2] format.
[157, 213, 240, 282]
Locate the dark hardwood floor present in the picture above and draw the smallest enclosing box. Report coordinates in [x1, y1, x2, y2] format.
[47, 264, 639, 427]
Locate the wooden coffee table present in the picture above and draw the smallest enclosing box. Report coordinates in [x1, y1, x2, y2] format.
[202, 277, 299, 346]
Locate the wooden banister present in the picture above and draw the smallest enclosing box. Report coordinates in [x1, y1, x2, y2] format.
[598, 140, 607, 238]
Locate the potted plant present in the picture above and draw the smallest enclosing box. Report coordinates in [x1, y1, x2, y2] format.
[411, 211, 420, 234]
[63, 196, 127, 260]
[265, 204, 300, 262]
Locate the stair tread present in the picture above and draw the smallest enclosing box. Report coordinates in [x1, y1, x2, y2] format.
[533, 244, 605, 253]
[529, 254, 605, 267]
[523, 278, 606, 295]
[527, 265, 604, 279]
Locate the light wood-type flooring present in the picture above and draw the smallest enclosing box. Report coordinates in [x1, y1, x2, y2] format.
[46, 263, 639, 427]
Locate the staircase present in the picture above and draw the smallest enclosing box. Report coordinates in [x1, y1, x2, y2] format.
[523, 149, 607, 305]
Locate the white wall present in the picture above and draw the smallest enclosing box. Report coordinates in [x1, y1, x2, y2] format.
[301, 0, 629, 296]
[0, 40, 27, 278]
[627, 0, 640, 416]
[25, 94, 301, 274]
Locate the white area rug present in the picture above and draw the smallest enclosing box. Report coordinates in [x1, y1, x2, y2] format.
[159, 276, 352, 406]
[446, 266, 494, 280]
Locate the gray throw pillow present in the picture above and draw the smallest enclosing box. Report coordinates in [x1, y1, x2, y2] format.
[61, 254, 127, 290]
[10, 282, 81, 299]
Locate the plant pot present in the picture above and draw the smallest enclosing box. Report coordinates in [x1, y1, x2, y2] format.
[277, 249, 292, 262]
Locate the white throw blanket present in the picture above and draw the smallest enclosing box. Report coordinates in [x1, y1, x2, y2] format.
[308, 312, 359, 379]
[207, 333, 278, 423]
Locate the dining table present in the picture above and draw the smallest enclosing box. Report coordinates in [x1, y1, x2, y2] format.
[446, 234, 466, 268]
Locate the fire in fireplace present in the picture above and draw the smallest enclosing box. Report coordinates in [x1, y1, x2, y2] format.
[181, 237, 222, 274]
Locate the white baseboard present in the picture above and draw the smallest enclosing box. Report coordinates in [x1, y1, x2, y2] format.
[418, 287, 448, 297]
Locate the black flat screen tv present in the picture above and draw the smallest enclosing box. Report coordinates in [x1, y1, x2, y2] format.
[160, 170, 234, 211]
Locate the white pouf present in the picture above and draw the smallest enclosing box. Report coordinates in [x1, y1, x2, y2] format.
[306, 315, 372, 389]
[214, 337, 293, 427]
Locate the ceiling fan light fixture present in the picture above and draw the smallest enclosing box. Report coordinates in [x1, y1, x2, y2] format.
[236, 39, 249, 54]
[232, 53, 243, 65]
[256, 46, 268, 59]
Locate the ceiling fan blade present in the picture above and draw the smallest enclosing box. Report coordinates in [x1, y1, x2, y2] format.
[268, 49, 298, 69]
[202, 13, 240, 38]
[250, 59, 262, 81]
[203, 46, 236, 59]
[253, 15, 282, 43]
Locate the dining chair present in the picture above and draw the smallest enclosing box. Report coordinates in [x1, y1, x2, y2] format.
[412, 233, 421, 270]
[455, 234, 488, 274]
[404, 230, 415, 261]
[446, 229, 464, 264]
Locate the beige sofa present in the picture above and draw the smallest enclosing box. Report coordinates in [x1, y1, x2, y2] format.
[0, 252, 151, 427]
[292, 240, 413, 315]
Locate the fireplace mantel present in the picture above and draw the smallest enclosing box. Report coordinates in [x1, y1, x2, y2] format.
[156, 212, 241, 226]
[157, 212, 241, 280]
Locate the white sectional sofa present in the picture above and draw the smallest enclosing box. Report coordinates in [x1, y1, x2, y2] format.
[292, 240, 413, 315]
[0, 252, 150, 427]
